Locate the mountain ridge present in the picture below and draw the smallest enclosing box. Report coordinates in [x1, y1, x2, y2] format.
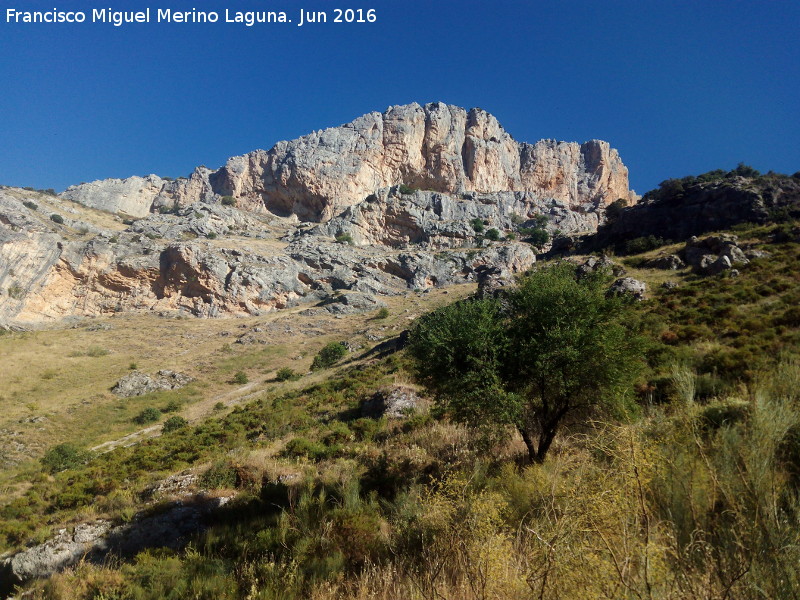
[60, 102, 637, 221]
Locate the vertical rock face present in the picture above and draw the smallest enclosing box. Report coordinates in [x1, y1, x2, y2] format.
[61, 103, 636, 221]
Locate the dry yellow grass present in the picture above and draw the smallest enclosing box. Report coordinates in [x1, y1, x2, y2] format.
[0, 283, 472, 502]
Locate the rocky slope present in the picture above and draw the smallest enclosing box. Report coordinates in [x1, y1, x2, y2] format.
[590, 172, 800, 249]
[62, 103, 636, 221]
[2, 103, 637, 326]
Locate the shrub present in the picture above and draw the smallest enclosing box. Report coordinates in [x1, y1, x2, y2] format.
[623, 235, 665, 255]
[311, 342, 348, 370]
[41, 443, 90, 473]
[232, 371, 249, 384]
[206, 232, 217, 239]
[521, 227, 549, 246]
[6, 284, 24, 300]
[201, 461, 238, 489]
[284, 437, 329, 460]
[162, 400, 182, 413]
[213, 401, 226, 411]
[220, 195, 237, 206]
[485, 228, 501, 241]
[275, 367, 297, 382]
[470, 218, 485, 233]
[375, 307, 390, 319]
[335, 233, 353, 244]
[162, 416, 188, 433]
[398, 184, 417, 195]
[133, 407, 162, 425]
[605, 198, 628, 221]
[49, 214, 64, 224]
[22, 200, 37, 211]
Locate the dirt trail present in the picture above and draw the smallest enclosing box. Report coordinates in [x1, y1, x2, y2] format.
[90, 379, 267, 453]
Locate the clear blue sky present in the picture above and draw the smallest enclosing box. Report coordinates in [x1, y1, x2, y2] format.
[1, 0, 798, 194]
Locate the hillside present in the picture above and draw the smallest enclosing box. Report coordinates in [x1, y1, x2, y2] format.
[1, 212, 799, 597]
[2, 130, 800, 597]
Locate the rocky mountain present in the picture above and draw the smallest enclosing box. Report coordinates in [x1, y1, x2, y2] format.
[61, 103, 636, 221]
[590, 170, 800, 249]
[1, 103, 636, 327]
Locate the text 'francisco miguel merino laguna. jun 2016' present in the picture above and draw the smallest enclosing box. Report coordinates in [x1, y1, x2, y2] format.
[5, 7, 378, 27]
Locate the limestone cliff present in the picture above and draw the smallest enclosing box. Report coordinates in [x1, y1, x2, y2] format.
[61, 103, 636, 221]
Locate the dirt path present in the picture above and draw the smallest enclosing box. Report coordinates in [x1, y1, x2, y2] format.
[90, 379, 268, 453]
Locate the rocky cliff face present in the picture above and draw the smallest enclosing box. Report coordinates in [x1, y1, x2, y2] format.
[2, 103, 638, 326]
[0, 187, 540, 326]
[591, 174, 800, 249]
[61, 103, 636, 221]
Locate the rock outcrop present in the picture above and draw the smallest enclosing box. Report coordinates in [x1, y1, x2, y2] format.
[592, 174, 800, 249]
[0, 495, 230, 591]
[681, 234, 749, 275]
[111, 370, 192, 397]
[608, 277, 647, 301]
[362, 386, 422, 419]
[2, 103, 637, 326]
[61, 103, 636, 222]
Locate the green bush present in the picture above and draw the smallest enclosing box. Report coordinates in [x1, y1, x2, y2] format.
[49, 213, 64, 224]
[398, 184, 417, 195]
[284, 437, 329, 460]
[485, 228, 501, 241]
[375, 307, 390, 319]
[22, 200, 38, 211]
[470, 218, 485, 233]
[220, 195, 237, 206]
[624, 235, 665, 255]
[133, 407, 162, 425]
[520, 227, 549, 246]
[232, 371, 249, 384]
[335, 233, 353, 244]
[200, 461, 239, 489]
[41, 443, 90, 473]
[206, 232, 218, 239]
[275, 367, 297, 381]
[311, 342, 348, 370]
[162, 416, 188, 433]
[409, 262, 645, 463]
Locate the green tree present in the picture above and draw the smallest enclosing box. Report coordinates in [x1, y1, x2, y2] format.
[409, 263, 644, 462]
[311, 342, 348, 370]
[41, 443, 90, 473]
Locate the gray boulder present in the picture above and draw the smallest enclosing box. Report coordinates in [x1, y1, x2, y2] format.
[112, 370, 192, 397]
[644, 254, 685, 270]
[608, 277, 647, 301]
[362, 386, 421, 419]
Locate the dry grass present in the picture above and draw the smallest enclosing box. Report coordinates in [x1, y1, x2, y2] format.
[0, 284, 473, 503]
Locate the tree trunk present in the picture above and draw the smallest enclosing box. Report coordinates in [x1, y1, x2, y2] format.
[519, 427, 538, 463]
[535, 427, 557, 463]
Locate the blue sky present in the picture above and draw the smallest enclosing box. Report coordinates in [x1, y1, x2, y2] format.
[0, 0, 797, 194]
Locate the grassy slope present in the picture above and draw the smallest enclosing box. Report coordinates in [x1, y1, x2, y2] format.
[3, 217, 800, 599]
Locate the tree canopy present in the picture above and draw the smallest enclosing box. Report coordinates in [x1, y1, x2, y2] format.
[408, 262, 645, 462]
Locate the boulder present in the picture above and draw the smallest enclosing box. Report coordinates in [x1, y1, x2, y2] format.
[644, 254, 684, 270]
[608, 277, 647, 301]
[475, 265, 514, 299]
[362, 386, 421, 419]
[111, 370, 192, 397]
